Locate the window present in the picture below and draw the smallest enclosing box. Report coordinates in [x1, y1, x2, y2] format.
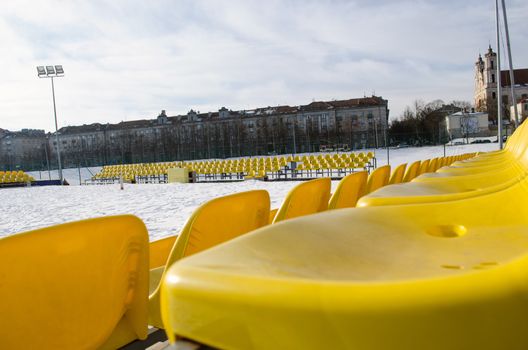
[525, 104, 528, 111]
[491, 60, 494, 70]
[321, 115, 327, 128]
[491, 74, 495, 83]
[492, 92, 496, 99]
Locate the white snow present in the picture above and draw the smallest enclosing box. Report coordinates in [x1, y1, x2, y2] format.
[3, 143, 500, 240]
[0, 181, 301, 240]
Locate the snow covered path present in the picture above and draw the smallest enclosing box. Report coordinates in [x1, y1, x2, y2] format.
[4, 143, 499, 240]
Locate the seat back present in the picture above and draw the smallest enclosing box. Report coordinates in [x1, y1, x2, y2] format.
[273, 178, 331, 223]
[0, 216, 149, 350]
[505, 118, 526, 153]
[366, 165, 391, 194]
[427, 158, 439, 173]
[328, 171, 368, 209]
[148, 190, 270, 328]
[389, 163, 407, 185]
[418, 159, 430, 175]
[403, 160, 421, 182]
[167, 190, 270, 263]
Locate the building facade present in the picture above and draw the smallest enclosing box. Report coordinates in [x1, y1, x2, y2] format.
[445, 111, 491, 140]
[510, 98, 528, 122]
[0, 96, 389, 171]
[0, 129, 48, 171]
[474, 46, 528, 121]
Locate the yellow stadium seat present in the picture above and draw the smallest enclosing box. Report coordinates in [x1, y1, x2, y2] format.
[389, 163, 407, 185]
[365, 165, 391, 194]
[148, 190, 270, 329]
[418, 159, 430, 175]
[160, 183, 528, 349]
[328, 171, 368, 209]
[402, 160, 421, 183]
[427, 158, 439, 173]
[271, 178, 331, 224]
[0, 216, 149, 350]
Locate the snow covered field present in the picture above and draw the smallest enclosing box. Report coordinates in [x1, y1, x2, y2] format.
[3, 143, 499, 240]
[0, 181, 300, 240]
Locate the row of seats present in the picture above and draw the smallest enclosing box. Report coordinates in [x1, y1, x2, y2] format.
[0, 170, 34, 184]
[157, 124, 528, 348]
[0, 151, 472, 349]
[93, 162, 180, 182]
[91, 152, 377, 182]
[268, 153, 473, 223]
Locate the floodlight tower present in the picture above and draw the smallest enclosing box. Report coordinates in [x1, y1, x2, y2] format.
[37, 65, 64, 184]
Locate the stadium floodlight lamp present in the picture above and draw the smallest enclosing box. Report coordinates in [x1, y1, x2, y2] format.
[37, 66, 46, 77]
[54, 65, 64, 75]
[45, 65, 55, 75]
[36, 64, 65, 184]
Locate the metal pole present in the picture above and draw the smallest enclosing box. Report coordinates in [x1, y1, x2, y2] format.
[385, 129, 389, 165]
[496, 0, 503, 149]
[292, 119, 297, 155]
[51, 77, 64, 183]
[44, 140, 51, 180]
[374, 119, 379, 149]
[500, 0, 519, 127]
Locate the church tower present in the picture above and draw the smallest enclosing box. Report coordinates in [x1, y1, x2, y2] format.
[474, 45, 528, 122]
[474, 46, 498, 114]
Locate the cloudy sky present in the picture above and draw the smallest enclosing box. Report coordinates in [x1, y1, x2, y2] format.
[1, 0, 527, 132]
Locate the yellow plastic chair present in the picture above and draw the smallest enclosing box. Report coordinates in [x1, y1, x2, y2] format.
[148, 190, 270, 329]
[365, 165, 391, 194]
[389, 163, 407, 185]
[418, 159, 430, 175]
[402, 160, 421, 183]
[328, 171, 368, 209]
[272, 178, 331, 224]
[427, 158, 439, 173]
[161, 174, 528, 350]
[0, 216, 149, 350]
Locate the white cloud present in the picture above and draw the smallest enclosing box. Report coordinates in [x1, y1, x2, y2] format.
[0, 0, 527, 131]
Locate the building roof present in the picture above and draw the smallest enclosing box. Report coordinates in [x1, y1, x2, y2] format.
[58, 123, 105, 135]
[327, 96, 387, 108]
[14, 96, 389, 135]
[300, 96, 387, 112]
[501, 69, 528, 87]
[1, 129, 46, 138]
[106, 120, 154, 131]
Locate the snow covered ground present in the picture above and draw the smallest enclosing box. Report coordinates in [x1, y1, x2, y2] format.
[0, 181, 301, 240]
[4, 142, 499, 240]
